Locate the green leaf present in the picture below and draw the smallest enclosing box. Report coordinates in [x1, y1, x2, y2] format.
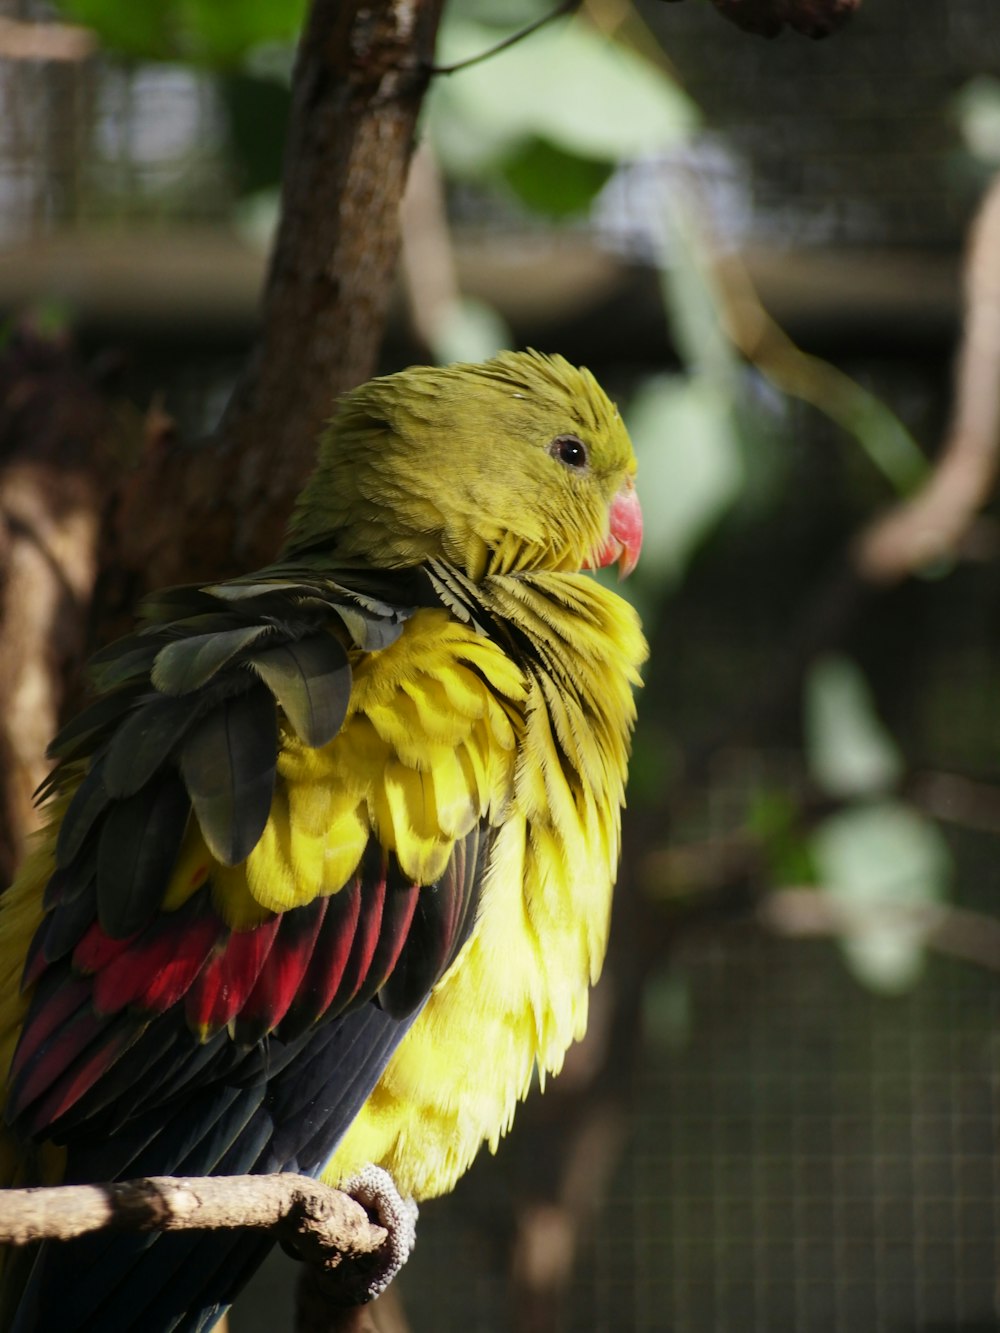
[810, 801, 951, 993]
[626, 375, 744, 583]
[430, 296, 512, 367]
[56, 0, 306, 64]
[502, 139, 614, 217]
[428, 16, 698, 181]
[178, 0, 306, 65]
[805, 654, 903, 800]
[954, 75, 1000, 164]
[642, 970, 692, 1052]
[747, 789, 816, 885]
[658, 197, 742, 384]
[222, 74, 291, 195]
[57, 0, 176, 59]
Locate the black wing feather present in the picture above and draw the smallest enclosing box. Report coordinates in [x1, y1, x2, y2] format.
[96, 770, 191, 938]
[379, 822, 490, 1017]
[102, 695, 201, 799]
[179, 685, 277, 867]
[151, 624, 273, 696]
[54, 763, 111, 868]
[249, 633, 352, 747]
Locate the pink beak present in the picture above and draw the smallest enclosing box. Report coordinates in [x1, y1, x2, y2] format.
[591, 478, 643, 578]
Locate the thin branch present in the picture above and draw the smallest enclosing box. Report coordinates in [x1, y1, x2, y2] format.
[428, 0, 580, 76]
[854, 173, 1000, 583]
[688, 170, 1000, 771]
[0, 1173, 385, 1265]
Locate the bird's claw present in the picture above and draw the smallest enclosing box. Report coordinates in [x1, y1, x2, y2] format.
[340, 1164, 419, 1304]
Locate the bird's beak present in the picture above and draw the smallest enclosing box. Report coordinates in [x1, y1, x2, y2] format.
[591, 478, 643, 579]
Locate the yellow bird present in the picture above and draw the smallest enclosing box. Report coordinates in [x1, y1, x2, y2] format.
[0, 350, 646, 1331]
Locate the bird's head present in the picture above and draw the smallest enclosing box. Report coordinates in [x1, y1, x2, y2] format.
[287, 349, 642, 581]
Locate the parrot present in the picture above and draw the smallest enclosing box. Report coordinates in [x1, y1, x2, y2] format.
[0, 349, 646, 1331]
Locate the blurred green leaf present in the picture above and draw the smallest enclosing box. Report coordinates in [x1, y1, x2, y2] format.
[659, 197, 741, 385]
[805, 654, 903, 800]
[810, 801, 951, 993]
[233, 188, 280, 251]
[747, 789, 816, 885]
[221, 73, 291, 195]
[821, 379, 929, 496]
[627, 375, 744, 583]
[502, 139, 614, 217]
[954, 75, 1000, 164]
[643, 969, 692, 1052]
[430, 296, 512, 366]
[57, 0, 174, 58]
[179, 0, 306, 65]
[428, 16, 698, 182]
[57, 0, 306, 64]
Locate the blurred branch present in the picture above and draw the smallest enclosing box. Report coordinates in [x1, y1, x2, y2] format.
[761, 887, 1000, 973]
[688, 0, 860, 39]
[0, 18, 96, 62]
[909, 768, 1000, 835]
[715, 243, 929, 494]
[692, 172, 1000, 771]
[854, 173, 1000, 583]
[715, 170, 1000, 546]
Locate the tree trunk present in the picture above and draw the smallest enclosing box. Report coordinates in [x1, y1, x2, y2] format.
[108, 0, 446, 594]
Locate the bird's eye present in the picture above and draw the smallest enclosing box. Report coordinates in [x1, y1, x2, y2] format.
[549, 435, 588, 470]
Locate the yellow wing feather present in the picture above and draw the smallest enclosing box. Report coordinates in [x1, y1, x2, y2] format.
[324, 571, 646, 1199]
[157, 608, 526, 923]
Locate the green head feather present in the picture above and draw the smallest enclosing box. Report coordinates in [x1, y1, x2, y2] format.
[286, 350, 637, 580]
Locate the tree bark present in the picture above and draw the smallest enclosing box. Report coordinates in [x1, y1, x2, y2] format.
[0, 333, 124, 877]
[0, 1172, 384, 1257]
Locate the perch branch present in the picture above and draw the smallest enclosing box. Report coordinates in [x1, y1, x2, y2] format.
[0, 1173, 385, 1266]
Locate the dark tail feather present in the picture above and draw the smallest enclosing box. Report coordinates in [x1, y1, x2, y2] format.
[5, 1002, 418, 1332]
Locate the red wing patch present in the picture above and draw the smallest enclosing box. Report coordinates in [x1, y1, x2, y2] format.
[9, 823, 490, 1142]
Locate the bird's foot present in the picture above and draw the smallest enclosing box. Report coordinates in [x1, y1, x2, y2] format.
[339, 1165, 419, 1304]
